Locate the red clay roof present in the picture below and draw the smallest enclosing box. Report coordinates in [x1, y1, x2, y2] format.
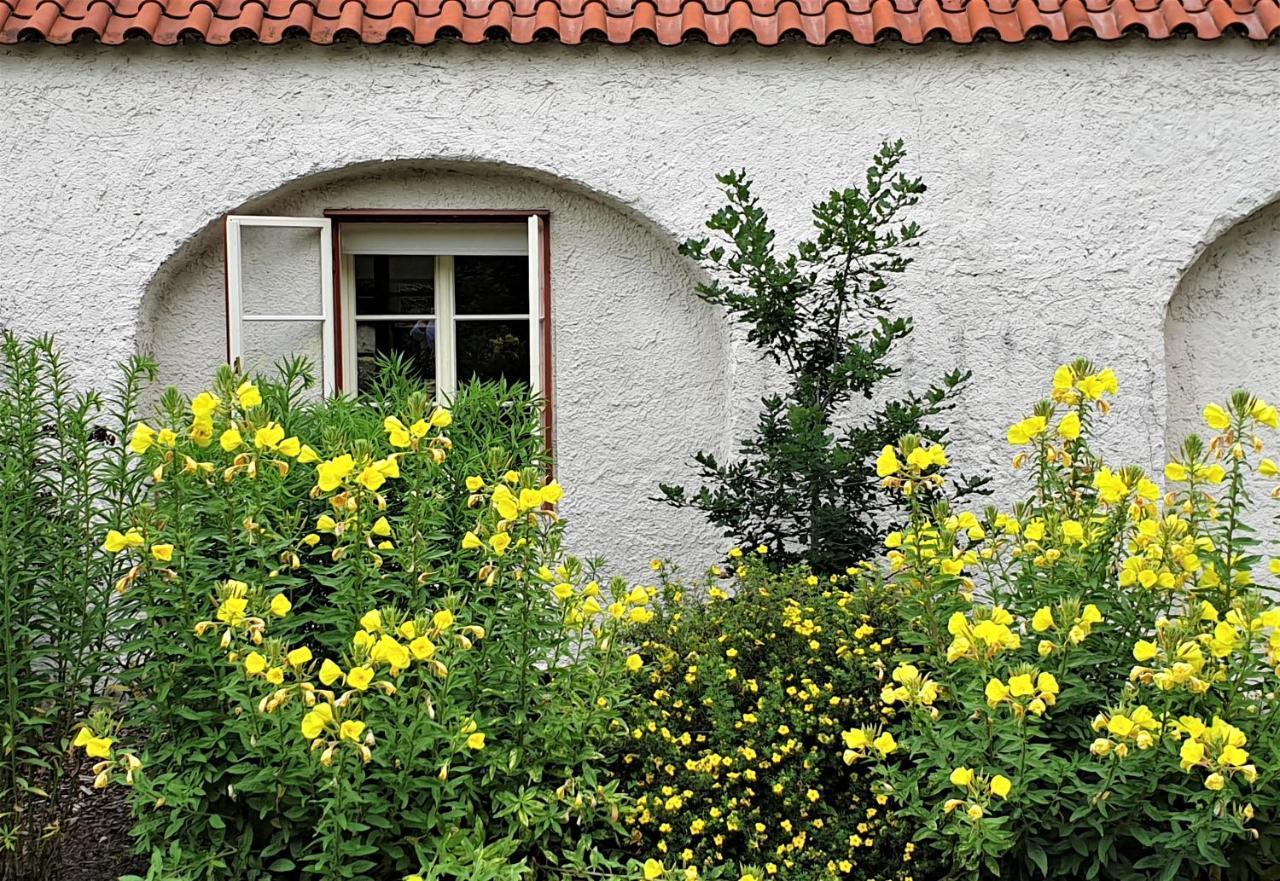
[2, 0, 1277, 45]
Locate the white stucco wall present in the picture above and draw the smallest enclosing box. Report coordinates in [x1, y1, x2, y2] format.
[4, 39, 1280, 574]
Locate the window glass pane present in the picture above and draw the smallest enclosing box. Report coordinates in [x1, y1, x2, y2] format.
[355, 319, 437, 394]
[355, 255, 435, 315]
[454, 256, 527, 315]
[240, 226, 324, 316]
[455, 320, 530, 386]
[240, 320, 324, 384]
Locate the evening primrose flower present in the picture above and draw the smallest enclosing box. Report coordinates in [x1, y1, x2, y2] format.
[236, 381, 262, 409]
[269, 594, 291, 617]
[286, 646, 313, 668]
[626, 653, 644, 672]
[876, 446, 901, 478]
[346, 666, 374, 691]
[433, 609, 454, 630]
[643, 859, 665, 880]
[465, 475, 485, 492]
[244, 651, 267, 676]
[466, 732, 486, 750]
[150, 543, 174, 562]
[1007, 415, 1047, 446]
[254, 422, 285, 450]
[129, 422, 157, 454]
[219, 428, 243, 452]
[1203, 403, 1231, 432]
[462, 531, 483, 550]
[949, 767, 974, 787]
[340, 720, 366, 742]
[990, 774, 1012, 798]
[490, 532, 512, 556]
[319, 659, 344, 686]
[1057, 411, 1081, 441]
[103, 528, 144, 554]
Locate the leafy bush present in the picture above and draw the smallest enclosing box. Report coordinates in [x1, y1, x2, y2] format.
[618, 558, 941, 881]
[659, 142, 985, 574]
[85, 364, 638, 881]
[0, 332, 153, 881]
[860, 361, 1280, 880]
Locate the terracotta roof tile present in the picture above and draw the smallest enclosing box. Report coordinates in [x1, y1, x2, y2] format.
[2, 0, 1276, 43]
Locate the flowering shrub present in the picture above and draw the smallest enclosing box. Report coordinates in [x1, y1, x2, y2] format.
[618, 558, 940, 881]
[862, 360, 1280, 879]
[84, 366, 639, 881]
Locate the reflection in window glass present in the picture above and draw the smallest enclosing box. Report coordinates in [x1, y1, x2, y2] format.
[454, 256, 527, 315]
[355, 319, 436, 394]
[455, 320, 530, 386]
[355, 255, 435, 315]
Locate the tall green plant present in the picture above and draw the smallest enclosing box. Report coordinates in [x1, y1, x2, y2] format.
[0, 332, 153, 881]
[659, 141, 985, 573]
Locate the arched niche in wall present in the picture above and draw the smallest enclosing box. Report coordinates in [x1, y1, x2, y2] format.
[137, 161, 731, 578]
[1165, 198, 1280, 458]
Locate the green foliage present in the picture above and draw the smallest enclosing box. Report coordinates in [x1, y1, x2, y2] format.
[616, 559, 944, 881]
[659, 141, 985, 574]
[96, 361, 635, 881]
[0, 332, 154, 881]
[865, 362, 1280, 880]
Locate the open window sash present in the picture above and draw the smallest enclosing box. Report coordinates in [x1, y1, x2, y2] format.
[224, 215, 335, 396]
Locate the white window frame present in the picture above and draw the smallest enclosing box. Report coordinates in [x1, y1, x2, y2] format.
[339, 220, 542, 400]
[224, 215, 336, 395]
[224, 214, 545, 405]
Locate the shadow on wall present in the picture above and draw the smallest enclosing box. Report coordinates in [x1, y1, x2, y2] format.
[1165, 197, 1280, 544]
[135, 159, 733, 578]
[1165, 197, 1280, 450]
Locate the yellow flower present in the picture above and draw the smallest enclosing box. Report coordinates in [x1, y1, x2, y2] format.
[319, 659, 344, 686]
[433, 609, 455, 631]
[219, 428, 243, 452]
[1061, 520, 1085, 544]
[371, 517, 393, 537]
[357, 466, 386, 492]
[643, 859, 665, 880]
[301, 704, 333, 739]
[103, 528, 144, 554]
[1057, 411, 1081, 441]
[1203, 403, 1231, 432]
[287, 646, 313, 667]
[1133, 640, 1158, 662]
[340, 720, 366, 742]
[1205, 772, 1226, 791]
[346, 666, 374, 691]
[191, 391, 220, 419]
[83, 735, 113, 759]
[1262, 459, 1280, 478]
[949, 767, 974, 788]
[430, 408, 452, 429]
[1008, 674, 1034, 697]
[985, 678, 1009, 706]
[989, 774, 1012, 799]
[872, 731, 897, 755]
[150, 543, 174, 562]
[491, 485, 519, 520]
[1164, 461, 1188, 482]
[297, 445, 320, 464]
[466, 732, 486, 750]
[254, 422, 285, 450]
[360, 610, 383, 632]
[236, 381, 262, 409]
[490, 532, 512, 556]
[875, 446, 900, 478]
[269, 593, 292, 617]
[316, 514, 337, 533]
[626, 653, 644, 672]
[466, 476, 485, 492]
[553, 582, 574, 602]
[277, 436, 301, 457]
[541, 481, 565, 503]
[1031, 607, 1055, 632]
[1007, 415, 1047, 446]
[409, 637, 436, 660]
[129, 422, 157, 454]
[384, 416, 411, 448]
[316, 455, 355, 492]
[462, 531, 483, 550]
[244, 651, 267, 676]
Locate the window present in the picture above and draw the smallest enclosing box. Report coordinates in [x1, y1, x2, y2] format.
[225, 212, 548, 405]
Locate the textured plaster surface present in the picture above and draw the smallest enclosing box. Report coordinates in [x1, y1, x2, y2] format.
[4, 39, 1280, 574]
